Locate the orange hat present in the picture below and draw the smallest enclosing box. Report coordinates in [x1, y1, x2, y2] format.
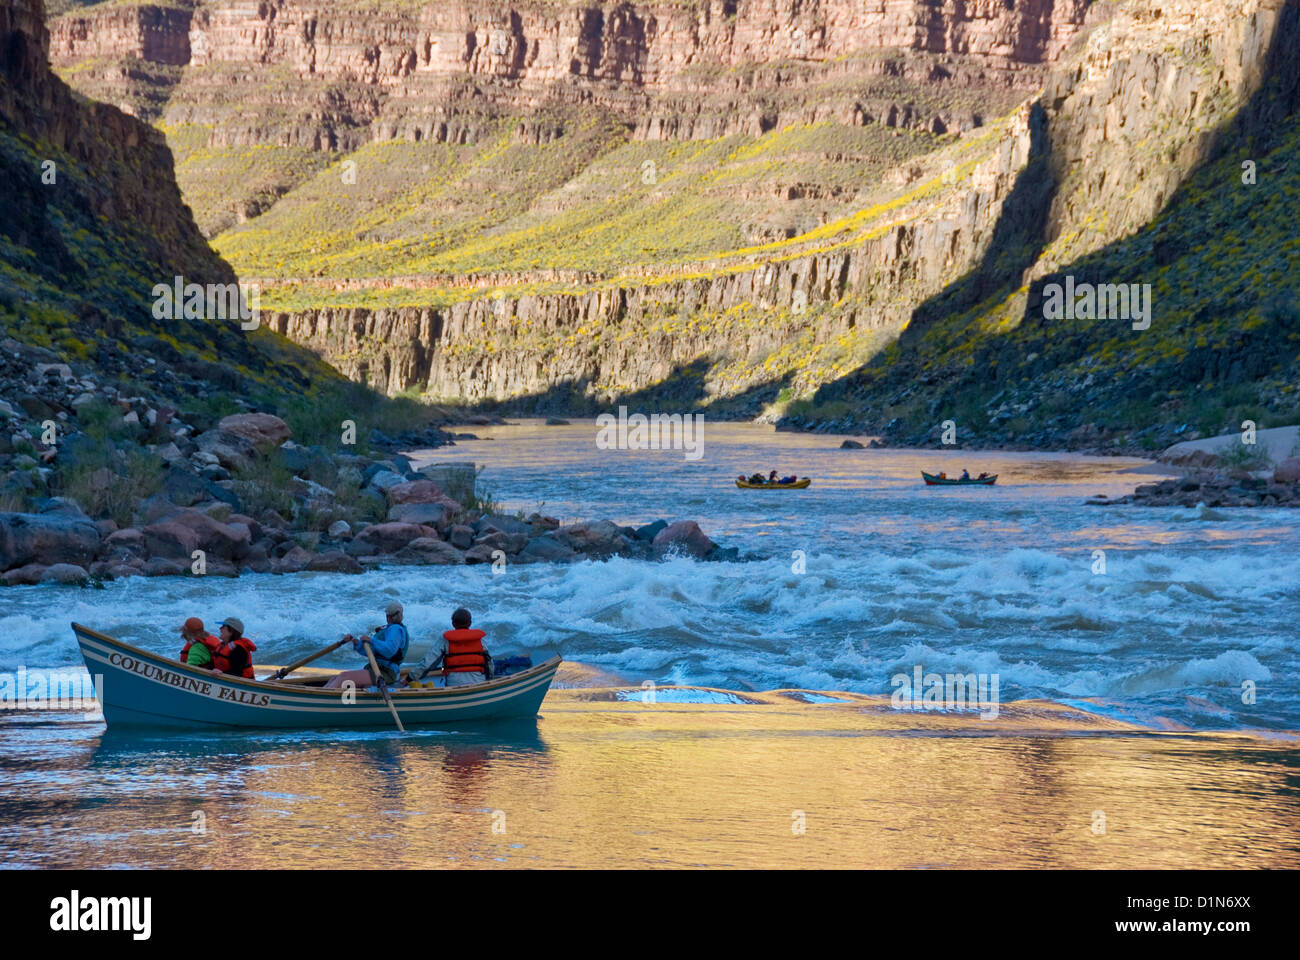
[182, 617, 205, 634]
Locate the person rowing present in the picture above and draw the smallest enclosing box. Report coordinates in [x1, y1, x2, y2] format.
[325, 601, 409, 690]
[961, 469, 970, 481]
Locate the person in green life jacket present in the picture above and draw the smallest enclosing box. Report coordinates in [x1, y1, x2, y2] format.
[408, 607, 491, 687]
[178, 617, 219, 668]
[325, 601, 409, 689]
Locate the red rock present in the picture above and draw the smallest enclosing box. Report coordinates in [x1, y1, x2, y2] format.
[217, 412, 292, 450]
[386, 480, 447, 505]
[1272, 457, 1300, 484]
[652, 520, 716, 559]
[352, 522, 438, 554]
[306, 550, 363, 574]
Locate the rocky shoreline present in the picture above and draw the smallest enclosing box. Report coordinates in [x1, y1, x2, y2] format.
[0, 337, 733, 586]
[1090, 459, 1300, 509]
[0, 428, 735, 586]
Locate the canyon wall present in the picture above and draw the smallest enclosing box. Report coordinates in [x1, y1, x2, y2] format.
[51, 1, 1094, 144]
[264, 0, 1298, 409]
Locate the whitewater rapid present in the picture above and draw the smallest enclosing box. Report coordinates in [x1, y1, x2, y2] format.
[3, 420, 1297, 732]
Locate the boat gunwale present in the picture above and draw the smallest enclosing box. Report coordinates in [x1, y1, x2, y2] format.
[71, 622, 562, 701]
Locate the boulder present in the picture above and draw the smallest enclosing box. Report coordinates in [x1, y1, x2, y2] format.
[1272, 457, 1300, 485]
[839, 439, 865, 449]
[386, 501, 456, 528]
[447, 524, 474, 549]
[351, 522, 437, 554]
[516, 535, 577, 564]
[475, 514, 532, 538]
[464, 543, 502, 564]
[194, 428, 257, 470]
[366, 469, 407, 494]
[162, 465, 208, 507]
[204, 482, 242, 512]
[138, 494, 183, 525]
[633, 519, 668, 542]
[386, 479, 447, 505]
[276, 441, 313, 474]
[141, 520, 200, 561]
[306, 551, 363, 574]
[545, 417, 570, 425]
[394, 538, 464, 565]
[2, 563, 48, 585]
[526, 513, 560, 532]
[416, 462, 475, 499]
[37, 496, 88, 519]
[275, 546, 315, 573]
[554, 520, 626, 556]
[652, 520, 716, 559]
[217, 413, 291, 451]
[0, 512, 101, 571]
[169, 511, 252, 560]
[473, 530, 509, 552]
[142, 557, 185, 577]
[103, 528, 147, 561]
[199, 559, 240, 578]
[327, 520, 352, 539]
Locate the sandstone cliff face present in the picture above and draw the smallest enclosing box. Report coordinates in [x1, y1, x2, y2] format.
[49, 2, 192, 64]
[52, 0, 1093, 147]
[264, 0, 1297, 410]
[1030, 0, 1295, 275]
[267, 103, 1042, 401]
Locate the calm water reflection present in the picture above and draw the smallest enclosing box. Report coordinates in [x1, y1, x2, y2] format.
[3, 699, 1296, 868]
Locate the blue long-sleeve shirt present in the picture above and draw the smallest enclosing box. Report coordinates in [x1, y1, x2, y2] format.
[355, 623, 408, 666]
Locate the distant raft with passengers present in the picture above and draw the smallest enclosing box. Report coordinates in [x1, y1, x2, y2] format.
[735, 477, 811, 489]
[921, 471, 998, 486]
[73, 622, 560, 730]
[736, 470, 810, 489]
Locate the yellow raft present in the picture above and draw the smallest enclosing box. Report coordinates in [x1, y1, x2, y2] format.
[735, 478, 811, 489]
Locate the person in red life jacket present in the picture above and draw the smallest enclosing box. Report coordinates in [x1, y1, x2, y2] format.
[178, 617, 220, 669]
[210, 617, 257, 679]
[408, 608, 491, 687]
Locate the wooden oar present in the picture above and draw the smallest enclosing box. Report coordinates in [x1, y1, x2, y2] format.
[268, 638, 350, 681]
[363, 639, 405, 733]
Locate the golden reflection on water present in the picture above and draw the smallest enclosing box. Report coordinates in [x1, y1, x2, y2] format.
[16, 695, 1296, 869]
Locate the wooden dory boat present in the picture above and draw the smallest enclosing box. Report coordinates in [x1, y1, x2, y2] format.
[921, 471, 998, 486]
[73, 622, 561, 730]
[735, 478, 811, 489]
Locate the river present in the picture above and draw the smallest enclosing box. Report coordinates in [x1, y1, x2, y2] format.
[1, 420, 1297, 867]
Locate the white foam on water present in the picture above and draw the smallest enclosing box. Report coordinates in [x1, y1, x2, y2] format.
[2, 468, 1297, 730]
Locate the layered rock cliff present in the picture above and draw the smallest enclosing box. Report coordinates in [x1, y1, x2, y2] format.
[0, 0, 340, 404]
[41, 0, 1298, 451]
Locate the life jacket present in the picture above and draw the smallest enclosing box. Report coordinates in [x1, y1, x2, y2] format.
[180, 634, 220, 664]
[442, 629, 488, 675]
[371, 623, 409, 673]
[213, 636, 258, 679]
